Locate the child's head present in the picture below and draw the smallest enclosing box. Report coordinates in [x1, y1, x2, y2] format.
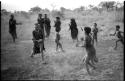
[35, 23, 40, 30]
[71, 18, 75, 22]
[10, 14, 14, 19]
[56, 17, 60, 20]
[84, 27, 91, 34]
[94, 23, 97, 27]
[116, 25, 120, 31]
[44, 14, 47, 18]
[38, 14, 42, 18]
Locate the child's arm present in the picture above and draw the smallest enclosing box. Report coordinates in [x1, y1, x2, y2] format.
[110, 31, 116, 36]
[15, 20, 22, 25]
[81, 27, 83, 31]
[32, 31, 38, 42]
[69, 24, 71, 30]
[16, 22, 22, 25]
[120, 31, 124, 33]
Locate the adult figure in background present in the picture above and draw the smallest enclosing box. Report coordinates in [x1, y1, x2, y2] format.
[44, 14, 51, 37]
[37, 14, 46, 51]
[54, 17, 61, 33]
[9, 14, 22, 42]
[69, 18, 78, 42]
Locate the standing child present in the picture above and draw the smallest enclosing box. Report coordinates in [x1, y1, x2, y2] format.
[31, 23, 44, 61]
[54, 17, 61, 33]
[110, 25, 124, 50]
[44, 14, 51, 38]
[9, 14, 22, 42]
[69, 18, 78, 43]
[55, 32, 65, 52]
[37, 14, 46, 52]
[92, 23, 98, 46]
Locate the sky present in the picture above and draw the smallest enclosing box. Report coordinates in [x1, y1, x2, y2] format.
[1, 0, 124, 12]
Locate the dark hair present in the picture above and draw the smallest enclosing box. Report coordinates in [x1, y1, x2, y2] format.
[71, 18, 75, 21]
[10, 14, 14, 17]
[116, 25, 120, 29]
[56, 17, 60, 19]
[84, 27, 91, 34]
[94, 23, 97, 26]
[39, 14, 42, 16]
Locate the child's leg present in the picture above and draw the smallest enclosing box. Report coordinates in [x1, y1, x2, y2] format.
[85, 56, 90, 74]
[43, 42, 46, 51]
[94, 56, 98, 63]
[120, 38, 124, 45]
[40, 42, 44, 61]
[114, 40, 120, 49]
[92, 35, 95, 45]
[83, 55, 87, 64]
[31, 47, 35, 57]
[88, 61, 96, 69]
[11, 32, 15, 42]
[56, 43, 59, 51]
[95, 35, 98, 45]
[58, 42, 65, 52]
[15, 31, 17, 39]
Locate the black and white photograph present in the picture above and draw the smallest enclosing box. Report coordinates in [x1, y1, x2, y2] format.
[1, 0, 124, 80]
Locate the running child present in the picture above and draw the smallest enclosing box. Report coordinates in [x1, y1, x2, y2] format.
[77, 27, 98, 74]
[110, 25, 124, 50]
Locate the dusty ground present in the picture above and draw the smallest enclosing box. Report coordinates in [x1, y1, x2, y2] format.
[1, 27, 124, 80]
[1, 10, 124, 80]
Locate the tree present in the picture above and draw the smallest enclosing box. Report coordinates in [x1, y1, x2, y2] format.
[51, 4, 56, 10]
[114, 2, 124, 10]
[1, 9, 10, 15]
[98, 1, 116, 11]
[73, 6, 85, 12]
[80, 6, 85, 11]
[29, 6, 42, 13]
[60, 7, 66, 13]
[92, 6, 98, 11]
[88, 5, 94, 9]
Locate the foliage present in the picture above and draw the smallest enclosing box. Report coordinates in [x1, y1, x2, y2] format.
[29, 6, 42, 13]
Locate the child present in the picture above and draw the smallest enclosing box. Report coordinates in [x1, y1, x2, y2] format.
[44, 14, 51, 37]
[77, 27, 98, 74]
[92, 23, 98, 45]
[110, 25, 124, 50]
[55, 32, 65, 52]
[31, 23, 44, 61]
[9, 14, 22, 42]
[69, 18, 78, 43]
[54, 17, 61, 33]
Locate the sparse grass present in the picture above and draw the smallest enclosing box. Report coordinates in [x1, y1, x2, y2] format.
[1, 9, 124, 80]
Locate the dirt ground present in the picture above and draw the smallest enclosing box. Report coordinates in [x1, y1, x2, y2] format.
[1, 26, 124, 80]
[1, 10, 124, 80]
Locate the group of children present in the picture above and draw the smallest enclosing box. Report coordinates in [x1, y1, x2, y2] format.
[9, 14, 124, 74]
[31, 16, 65, 59]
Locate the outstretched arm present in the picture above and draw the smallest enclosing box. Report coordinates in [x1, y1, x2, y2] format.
[69, 24, 71, 30]
[110, 31, 116, 36]
[81, 27, 83, 31]
[16, 22, 22, 25]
